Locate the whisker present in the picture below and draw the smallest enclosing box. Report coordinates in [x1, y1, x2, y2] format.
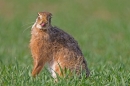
[22, 25, 32, 33]
[22, 22, 34, 33]
[22, 22, 34, 27]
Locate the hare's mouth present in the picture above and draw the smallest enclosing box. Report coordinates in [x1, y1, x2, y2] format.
[36, 22, 48, 29]
[40, 22, 46, 27]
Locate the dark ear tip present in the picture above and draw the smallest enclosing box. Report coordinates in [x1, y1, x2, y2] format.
[49, 13, 52, 16]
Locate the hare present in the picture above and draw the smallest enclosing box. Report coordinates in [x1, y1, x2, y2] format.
[29, 12, 89, 79]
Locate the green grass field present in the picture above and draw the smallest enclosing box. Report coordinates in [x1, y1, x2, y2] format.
[0, 0, 130, 86]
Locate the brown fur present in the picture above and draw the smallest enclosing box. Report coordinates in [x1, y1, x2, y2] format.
[30, 12, 90, 78]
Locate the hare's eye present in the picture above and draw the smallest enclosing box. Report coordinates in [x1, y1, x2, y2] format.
[37, 16, 40, 20]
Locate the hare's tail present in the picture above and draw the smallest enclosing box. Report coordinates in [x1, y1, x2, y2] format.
[83, 58, 90, 77]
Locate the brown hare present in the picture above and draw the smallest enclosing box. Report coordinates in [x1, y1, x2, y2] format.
[30, 12, 90, 79]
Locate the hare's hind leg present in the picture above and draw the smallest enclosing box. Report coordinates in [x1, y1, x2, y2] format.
[49, 62, 64, 78]
[32, 59, 45, 77]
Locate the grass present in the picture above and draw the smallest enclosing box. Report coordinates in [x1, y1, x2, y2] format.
[0, 0, 130, 86]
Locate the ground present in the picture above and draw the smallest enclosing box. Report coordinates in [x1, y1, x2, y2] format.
[0, 0, 130, 86]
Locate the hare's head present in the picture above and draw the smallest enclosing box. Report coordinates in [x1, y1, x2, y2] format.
[33, 12, 52, 30]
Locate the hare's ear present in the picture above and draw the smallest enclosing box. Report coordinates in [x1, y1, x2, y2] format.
[37, 12, 42, 16]
[49, 13, 52, 17]
[47, 12, 52, 18]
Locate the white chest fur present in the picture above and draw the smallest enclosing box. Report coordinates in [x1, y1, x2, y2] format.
[48, 61, 57, 79]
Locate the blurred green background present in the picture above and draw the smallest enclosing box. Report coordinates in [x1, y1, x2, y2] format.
[0, 0, 130, 85]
